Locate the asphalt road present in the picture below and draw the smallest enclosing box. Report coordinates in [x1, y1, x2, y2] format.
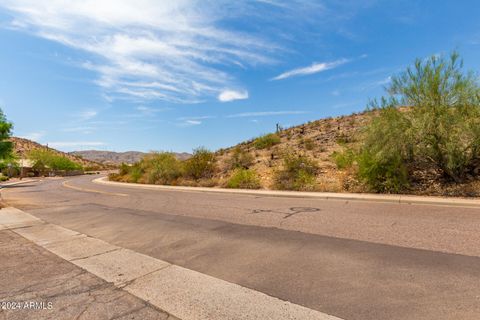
[3, 175, 480, 320]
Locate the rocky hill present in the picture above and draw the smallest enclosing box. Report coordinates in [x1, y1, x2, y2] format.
[212, 108, 480, 197]
[70, 150, 191, 165]
[11, 137, 108, 170]
[213, 111, 370, 192]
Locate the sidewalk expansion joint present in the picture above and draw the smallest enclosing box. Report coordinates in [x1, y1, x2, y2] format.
[70, 247, 123, 262]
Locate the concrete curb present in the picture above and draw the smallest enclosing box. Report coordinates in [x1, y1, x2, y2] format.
[1, 206, 343, 320]
[0, 179, 37, 188]
[93, 176, 480, 208]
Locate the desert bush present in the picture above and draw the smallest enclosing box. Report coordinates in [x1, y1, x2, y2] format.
[118, 163, 130, 175]
[332, 149, 356, 169]
[141, 152, 182, 185]
[183, 147, 216, 180]
[356, 148, 409, 193]
[273, 153, 318, 191]
[108, 172, 121, 181]
[128, 163, 143, 183]
[226, 168, 261, 189]
[356, 51, 480, 192]
[228, 147, 254, 169]
[303, 138, 315, 150]
[253, 133, 280, 149]
[28, 149, 82, 171]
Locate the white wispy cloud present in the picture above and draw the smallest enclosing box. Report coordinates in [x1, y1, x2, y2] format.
[47, 141, 106, 151]
[218, 89, 249, 102]
[272, 58, 349, 80]
[61, 126, 95, 134]
[356, 76, 392, 92]
[20, 131, 45, 141]
[177, 115, 215, 121]
[1, 1, 276, 103]
[77, 110, 98, 121]
[226, 110, 306, 118]
[177, 119, 203, 127]
[136, 105, 170, 116]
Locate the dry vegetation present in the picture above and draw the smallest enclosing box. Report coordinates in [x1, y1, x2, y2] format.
[111, 108, 480, 197]
[111, 52, 480, 197]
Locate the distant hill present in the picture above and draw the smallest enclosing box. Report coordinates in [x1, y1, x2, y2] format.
[10, 137, 108, 169]
[70, 150, 191, 165]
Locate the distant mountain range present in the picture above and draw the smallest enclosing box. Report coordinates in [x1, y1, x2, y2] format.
[69, 150, 191, 165]
[11, 137, 107, 169]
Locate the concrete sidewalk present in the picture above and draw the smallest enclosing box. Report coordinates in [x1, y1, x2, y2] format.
[0, 229, 174, 320]
[0, 207, 342, 320]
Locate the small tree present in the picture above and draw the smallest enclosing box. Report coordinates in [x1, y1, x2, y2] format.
[0, 109, 13, 160]
[355, 52, 480, 191]
[389, 51, 480, 182]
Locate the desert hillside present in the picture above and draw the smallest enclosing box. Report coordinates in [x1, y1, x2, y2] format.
[113, 107, 480, 197]
[70, 150, 191, 165]
[11, 137, 107, 170]
[214, 111, 370, 192]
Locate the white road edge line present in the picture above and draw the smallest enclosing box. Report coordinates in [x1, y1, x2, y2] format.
[0, 207, 343, 320]
[93, 176, 480, 208]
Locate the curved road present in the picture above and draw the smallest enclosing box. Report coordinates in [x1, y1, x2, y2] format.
[3, 175, 480, 320]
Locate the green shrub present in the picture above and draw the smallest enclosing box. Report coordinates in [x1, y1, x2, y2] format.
[141, 152, 182, 185]
[128, 164, 143, 183]
[228, 147, 254, 169]
[226, 168, 261, 189]
[273, 153, 318, 191]
[183, 147, 216, 180]
[332, 149, 356, 169]
[357, 51, 480, 191]
[118, 163, 130, 175]
[253, 133, 280, 149]
[357, 149, 408, 193]
[28, 149, 82, 171]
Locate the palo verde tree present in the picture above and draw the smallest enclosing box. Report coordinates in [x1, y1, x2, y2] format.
[357, 52, 480, 192]
[0, 108, 13, 160]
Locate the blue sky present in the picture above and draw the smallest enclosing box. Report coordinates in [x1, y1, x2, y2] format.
[0, 1, 479, 152]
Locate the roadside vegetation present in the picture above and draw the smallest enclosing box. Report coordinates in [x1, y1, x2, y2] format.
[336, 52, 480, 193]
[0, 109, 16, 180]
[273, 153, 318, 191]
[111, 51, 480, 197]
[253, 133, 281, 149]
[28, 149, 83, 172]
[226, 168, 261, 189]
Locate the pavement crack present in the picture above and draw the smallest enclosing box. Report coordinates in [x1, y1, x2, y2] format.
[70, 248, 122, 262]
[120, 264, 172, 289]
